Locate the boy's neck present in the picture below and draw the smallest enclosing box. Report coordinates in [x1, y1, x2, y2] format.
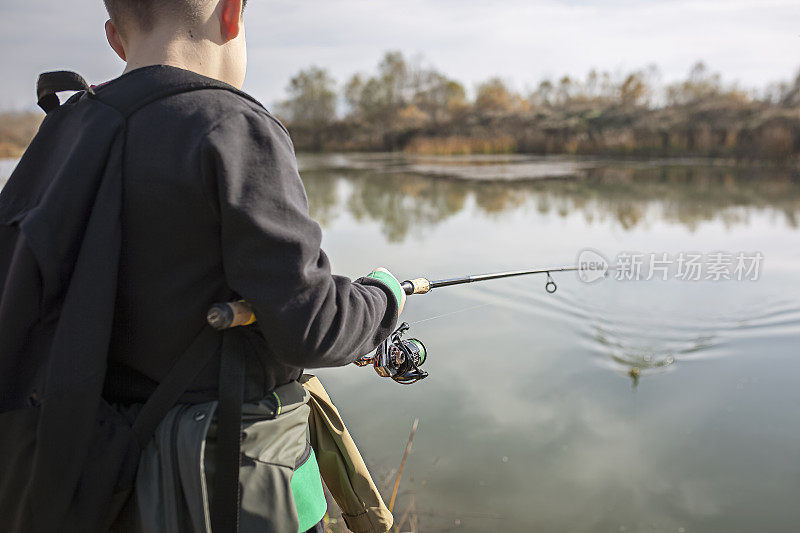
[122, 27, 245, 88]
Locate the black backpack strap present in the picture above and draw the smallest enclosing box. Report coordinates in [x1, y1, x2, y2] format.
[36, 71, 94, 113]
[134, 326, 246, 533]
[211, 332, 246, 533]
[128, 325, 251, 533]
[130, 325, 220, 449]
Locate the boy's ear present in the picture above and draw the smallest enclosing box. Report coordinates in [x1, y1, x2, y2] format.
[105, 19, 127, 61]
[219, 0, 244, 41]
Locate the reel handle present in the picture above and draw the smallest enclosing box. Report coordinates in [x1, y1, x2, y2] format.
[401, 278, 431, 295]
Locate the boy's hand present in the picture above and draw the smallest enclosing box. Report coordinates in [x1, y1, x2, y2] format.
[366, 267, 406, 315]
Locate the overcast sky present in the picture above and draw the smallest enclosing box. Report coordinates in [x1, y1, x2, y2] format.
[1, 0, 798, 110]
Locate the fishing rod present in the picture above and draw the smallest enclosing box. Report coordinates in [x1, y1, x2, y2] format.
[207, 265, 581, 384]
[400, 265, 578, 296]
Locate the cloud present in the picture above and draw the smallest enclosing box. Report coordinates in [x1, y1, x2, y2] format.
[0, 0, 797, 109]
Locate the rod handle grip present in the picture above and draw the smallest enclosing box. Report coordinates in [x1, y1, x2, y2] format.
[401, 278, 431, 295]
[207, 301, 256, 330]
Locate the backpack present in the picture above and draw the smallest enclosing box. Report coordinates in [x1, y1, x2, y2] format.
[0, 71, 248, 532]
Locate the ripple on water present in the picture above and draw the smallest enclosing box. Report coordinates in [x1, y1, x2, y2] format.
[574, 290, 800, 381]
[442, 275, 800, 384]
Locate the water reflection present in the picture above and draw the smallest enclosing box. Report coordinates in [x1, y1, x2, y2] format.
[299, 154, 800, 241]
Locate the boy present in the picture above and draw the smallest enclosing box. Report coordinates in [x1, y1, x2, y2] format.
[2, 0, 405, 531]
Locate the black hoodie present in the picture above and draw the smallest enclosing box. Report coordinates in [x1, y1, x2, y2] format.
[97, 65, 399, 402]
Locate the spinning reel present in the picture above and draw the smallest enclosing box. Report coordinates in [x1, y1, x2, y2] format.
[354, 322, 428, 384]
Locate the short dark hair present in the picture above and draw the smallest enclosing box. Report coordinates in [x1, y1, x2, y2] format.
[103, 0, 247, 33]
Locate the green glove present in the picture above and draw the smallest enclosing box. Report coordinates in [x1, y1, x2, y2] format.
[366, 267, 406, 315]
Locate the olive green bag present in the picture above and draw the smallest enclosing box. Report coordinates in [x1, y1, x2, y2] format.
[116, 376, 392, 533]
[116, 381, 327, 533]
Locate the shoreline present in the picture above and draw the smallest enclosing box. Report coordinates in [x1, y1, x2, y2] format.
[4, 153, 798, 191]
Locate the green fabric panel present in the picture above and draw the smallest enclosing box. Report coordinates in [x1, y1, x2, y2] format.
[366, 270, 403, 308]
[291, 447, 327, 532]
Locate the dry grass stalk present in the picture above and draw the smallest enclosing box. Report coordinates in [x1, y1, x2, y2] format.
[389, 418, 419, 513]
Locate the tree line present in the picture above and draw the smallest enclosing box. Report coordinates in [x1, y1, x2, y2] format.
[2, 53, 800, 161]
[278, 52, 800, 161]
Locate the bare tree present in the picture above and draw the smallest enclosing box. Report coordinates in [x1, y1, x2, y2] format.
[283, 66, 337, 150]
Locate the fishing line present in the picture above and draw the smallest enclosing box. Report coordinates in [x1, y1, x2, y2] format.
[410, 303, 492, 326]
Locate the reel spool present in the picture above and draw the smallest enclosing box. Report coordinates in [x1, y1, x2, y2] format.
[354, 322, 428, 384]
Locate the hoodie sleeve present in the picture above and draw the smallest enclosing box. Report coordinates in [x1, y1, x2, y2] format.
[200, 109, 399, 369]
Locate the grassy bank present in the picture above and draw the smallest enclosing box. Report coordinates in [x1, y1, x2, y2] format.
[0, 111, 41, 159]
[3, 106, 797, 163]
[285, 95, 800, 163]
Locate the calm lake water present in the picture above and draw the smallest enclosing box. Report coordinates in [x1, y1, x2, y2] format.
[3, 155, 800, 532]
